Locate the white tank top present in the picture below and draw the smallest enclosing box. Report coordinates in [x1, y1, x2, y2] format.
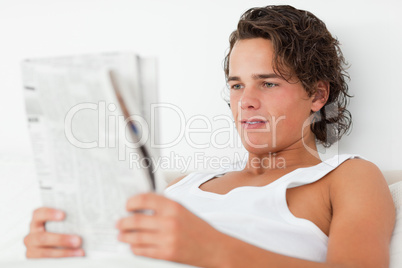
[164, 154, 362, 262]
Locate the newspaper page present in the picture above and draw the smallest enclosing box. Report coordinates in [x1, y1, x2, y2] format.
[21, 53, 156, 257]
[138, 57, 161, 159]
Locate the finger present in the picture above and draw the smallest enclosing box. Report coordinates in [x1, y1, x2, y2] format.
[26, 248, 85, 258]
[126, 193, 179, 215]
[130, 245, 179, 262]
[25, 232, 82, 248]
[130, 244, 160, 259]
[30, 207, 64, 233]
[116, 214, 160, 232]
[118, 230, 159, 246]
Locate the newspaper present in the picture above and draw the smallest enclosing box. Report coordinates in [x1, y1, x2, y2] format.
[21, 52, 160, 257]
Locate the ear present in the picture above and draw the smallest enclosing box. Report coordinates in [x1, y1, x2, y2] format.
[310, 81, 329, 112]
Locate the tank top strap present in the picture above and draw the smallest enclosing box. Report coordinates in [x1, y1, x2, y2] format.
[283, 154, 364, 189]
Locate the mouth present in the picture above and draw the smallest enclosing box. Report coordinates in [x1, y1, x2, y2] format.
[240, 119, 268, 129]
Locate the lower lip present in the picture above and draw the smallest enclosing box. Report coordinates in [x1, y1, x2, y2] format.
[241, 121, 268, 129]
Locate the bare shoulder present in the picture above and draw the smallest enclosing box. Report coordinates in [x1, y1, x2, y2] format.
[328, 158, 393, 207]
[166, 175, 188, 189]
[328, 158, 388, 191]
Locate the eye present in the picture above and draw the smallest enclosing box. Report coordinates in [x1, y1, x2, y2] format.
[263, 82, 277, 88]
[230, 84, 244, 90]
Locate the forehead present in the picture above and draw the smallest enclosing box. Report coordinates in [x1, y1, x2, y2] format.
[229, 38, 275, 75]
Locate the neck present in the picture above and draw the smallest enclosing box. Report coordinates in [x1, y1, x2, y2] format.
[243, 134, 322, 176]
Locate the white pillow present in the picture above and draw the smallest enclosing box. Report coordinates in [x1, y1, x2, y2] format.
[389, 181, 402, 268]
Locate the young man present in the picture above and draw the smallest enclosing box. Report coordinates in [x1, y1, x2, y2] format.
[24, 5, 395, 268]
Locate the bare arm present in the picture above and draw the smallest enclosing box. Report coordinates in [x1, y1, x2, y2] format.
[325, 159, 395, 268]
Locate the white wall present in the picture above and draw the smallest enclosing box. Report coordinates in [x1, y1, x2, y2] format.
[0, 0, 401, 260]
[1, 0, 401, 171]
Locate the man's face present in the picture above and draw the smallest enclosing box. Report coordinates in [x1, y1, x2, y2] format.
[228, 38, 315, 154]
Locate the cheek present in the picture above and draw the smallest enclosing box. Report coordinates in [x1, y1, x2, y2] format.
[275, 102, 313, 134]
[229, 95, 239, 115]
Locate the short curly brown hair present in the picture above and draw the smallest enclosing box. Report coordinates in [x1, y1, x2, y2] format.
[224, 5, 352, 147]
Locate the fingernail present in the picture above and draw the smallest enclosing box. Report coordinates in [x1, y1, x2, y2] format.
[70, 236, 80, 247]
[55, 211, 64, 220]
[73, 250, 84, 256]
[115, 220, 120, 229]
[117, 233, 123, 241]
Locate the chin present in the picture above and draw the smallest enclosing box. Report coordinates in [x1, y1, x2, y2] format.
[240, 135, 273, 151]
[242, 142, 280, 155]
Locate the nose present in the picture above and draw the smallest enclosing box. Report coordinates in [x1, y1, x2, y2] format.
[239, 87, 260, 110]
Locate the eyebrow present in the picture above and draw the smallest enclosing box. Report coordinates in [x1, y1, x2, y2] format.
[227, 73, 282, 82]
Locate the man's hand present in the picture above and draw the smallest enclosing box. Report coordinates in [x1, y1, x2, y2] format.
[24, 207, 85, 258]
[116, 193, 224, 267]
